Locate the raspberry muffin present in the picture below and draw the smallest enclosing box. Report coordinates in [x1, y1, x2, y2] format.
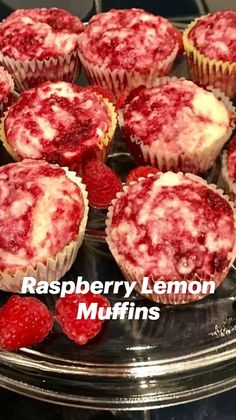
[0, 8, 84, 91]
[1, 81, 117, 173]
[0, 159, 88, 292]
[106, 172, 236, 304]
[120, 78, 234, 174]
[78, 8, 182, 99]
[183, 10, 236, 99]
[0, 66, 14, 114]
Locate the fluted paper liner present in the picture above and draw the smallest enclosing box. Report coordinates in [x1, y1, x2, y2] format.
[0, 96, 117, 170]
[106, 173, 236, 305]
[0, 167, 89, 293]
[94, 97, 117, 164]
[78, 43, 179, 100]
[119, 76, 235, 174]
[0, 50, 81, 92]
[183, 15, 236, 99]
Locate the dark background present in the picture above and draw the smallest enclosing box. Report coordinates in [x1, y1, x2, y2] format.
[1, 385, 236, 419]
[0, 0, 236, 419]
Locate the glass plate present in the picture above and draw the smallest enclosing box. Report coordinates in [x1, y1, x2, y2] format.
[0, 55, 236, 411]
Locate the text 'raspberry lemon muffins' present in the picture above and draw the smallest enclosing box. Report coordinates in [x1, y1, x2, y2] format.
[0, 66, 14, 115]
[78, 8, 182, 99]
[1, 81, 117, 173]
[183, 10, 236, 99]
[0, 159, 89, 292]
[120, 77, 235, 174]
[0, 8, 84, 91]
[106, 172, 236, 305]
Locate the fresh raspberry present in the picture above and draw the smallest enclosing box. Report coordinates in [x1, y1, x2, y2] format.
[172, 26, 184, 55]
[116, 94, 127, 110]
[82, 160, 122, 208]
[86, 85, 114, 103]
[0, 296, 53, 351]
[56, 292, 110, 345]
[127, 166, 158, 182]
[116, 85, 146, 109]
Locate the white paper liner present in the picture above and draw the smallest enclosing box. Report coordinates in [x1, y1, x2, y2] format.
[106, 172, 236, 305]
[183, 15, 236, 100]
[119, 76, 236, 174]
[87, 96, 117, 165]
[0, 167, 89, 293]
[0, 96, 117, 169]
[0, 50, 81, 92]
[78, 44, 179, 100]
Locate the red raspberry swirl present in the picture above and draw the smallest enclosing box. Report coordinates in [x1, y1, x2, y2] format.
[107, 172, 235, 282]
[123, 79, 230, 153]
[4, 81, 111, 167]
[0, 8, 84, 60]
[78, 8, 179, 72]
[0, 159, 85, 271]
[188, 10, 236, 63]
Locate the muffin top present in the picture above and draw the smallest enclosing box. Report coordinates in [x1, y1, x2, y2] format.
[188, 10, 236, 63]
[0, 159, 85, 271]
[123, 79, 230, 153]
[107, 172, 235, 281]
[226, 135, 236, 182]
[0, 8, 84, 60]
[78, 8, 180, 72]
[4, 81, 112, 167]
[0, 66, 14, 103]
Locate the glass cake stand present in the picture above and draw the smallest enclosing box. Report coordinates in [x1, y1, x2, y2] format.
[0, 55, 236, 412]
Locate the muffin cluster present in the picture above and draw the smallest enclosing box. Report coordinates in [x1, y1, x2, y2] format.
[0, 6, 235, 307]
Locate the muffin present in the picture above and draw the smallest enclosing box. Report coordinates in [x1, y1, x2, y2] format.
[78, 8, 182, 99]
[0, 8, 84, 91]
[183, 10, 236, 99]
[120, 78, 235, 174]
[0, 159, 88, 292]
[106, 172, 236, 304]
[1, 81, 117, 173]
[0, 66, 14, 115]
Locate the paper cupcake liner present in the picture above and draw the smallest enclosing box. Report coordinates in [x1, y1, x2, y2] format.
[0, 167, 89, 293]
[119, 76, 236, 174]
[183, 16, 236, 100]
[102, 99, 118, 158]
[106, 173, 236, 305]
[78, 44, 178, 100]
[0, 97, 117, 172]
[0, 50, 81, 92]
